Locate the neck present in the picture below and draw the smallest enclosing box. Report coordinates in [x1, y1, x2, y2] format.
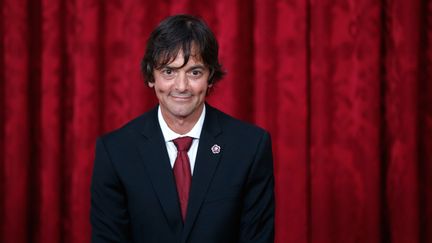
[161, 106, 203, 135]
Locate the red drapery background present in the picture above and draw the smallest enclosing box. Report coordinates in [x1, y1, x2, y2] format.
[1, 0, 431, 242]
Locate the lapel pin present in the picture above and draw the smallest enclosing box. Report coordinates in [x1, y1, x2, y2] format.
[211, 144, 221, 154]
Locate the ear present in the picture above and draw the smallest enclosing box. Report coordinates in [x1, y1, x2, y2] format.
[148, 82, 155, 88]
[206, 84, 213, 96]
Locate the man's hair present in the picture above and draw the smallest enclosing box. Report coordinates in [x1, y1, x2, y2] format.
[141, 14, 225, 85]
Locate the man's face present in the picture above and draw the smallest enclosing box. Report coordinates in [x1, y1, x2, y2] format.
[149, 50, 211, 122]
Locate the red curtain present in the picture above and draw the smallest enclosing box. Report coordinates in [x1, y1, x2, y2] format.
[1, 0, 431, 242]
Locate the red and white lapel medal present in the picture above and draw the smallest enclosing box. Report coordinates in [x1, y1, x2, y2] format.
[211, 144, 221, 154]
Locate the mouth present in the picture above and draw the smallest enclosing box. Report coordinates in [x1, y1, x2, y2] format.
[170, 93, 192, 100]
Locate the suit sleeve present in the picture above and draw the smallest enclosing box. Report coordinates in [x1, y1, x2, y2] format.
[239, 131, 275, 243]
[90, 138, 131, 242]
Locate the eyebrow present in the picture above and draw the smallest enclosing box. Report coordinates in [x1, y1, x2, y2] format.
[188, 65, 206, 70]
[163, 64, 207, 70]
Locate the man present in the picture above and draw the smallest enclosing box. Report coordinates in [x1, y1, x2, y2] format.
[91, 14, 274, 243]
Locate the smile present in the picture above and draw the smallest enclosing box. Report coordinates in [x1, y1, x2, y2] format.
[170, 93, 192, 99]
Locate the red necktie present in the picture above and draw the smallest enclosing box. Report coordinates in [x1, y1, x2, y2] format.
[172, 136, 193, 221]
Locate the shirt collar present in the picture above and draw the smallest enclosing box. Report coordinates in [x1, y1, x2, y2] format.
[158, 105, 206, 142]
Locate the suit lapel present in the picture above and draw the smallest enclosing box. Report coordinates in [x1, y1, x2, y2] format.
[182, 105, 224, 242]
[135, 107, 183, 234]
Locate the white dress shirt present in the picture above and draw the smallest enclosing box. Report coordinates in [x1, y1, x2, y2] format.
[157, 105, 206, 175]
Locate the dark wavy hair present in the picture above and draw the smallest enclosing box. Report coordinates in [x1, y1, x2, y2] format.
[141, 14, 225, 85]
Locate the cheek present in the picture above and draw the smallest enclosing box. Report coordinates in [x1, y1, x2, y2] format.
[154, 84, 170, 94]
[192, 82, 210, 94]
[153, 88, 168, 101]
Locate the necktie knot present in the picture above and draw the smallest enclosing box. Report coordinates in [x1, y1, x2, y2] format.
[173, 136, 193, 152]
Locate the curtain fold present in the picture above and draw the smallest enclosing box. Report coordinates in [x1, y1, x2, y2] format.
[2, 0, 31, 242]
[309, 0, 384, 242]
[1, 0, 431, 242]
[384, 0, 421, 241]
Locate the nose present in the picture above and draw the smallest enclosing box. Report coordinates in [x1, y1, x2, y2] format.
[174, 72, 188, 91]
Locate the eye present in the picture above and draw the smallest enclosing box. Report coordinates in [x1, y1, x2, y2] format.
[160, 68, 176, 79]
[162, 68, 173, 75]
[188, 69, 203, 78]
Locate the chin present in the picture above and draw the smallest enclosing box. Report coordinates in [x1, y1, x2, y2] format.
[167, 107, 193, 118]
[176, 110, 195, 118]
[163, 102, 203, 119]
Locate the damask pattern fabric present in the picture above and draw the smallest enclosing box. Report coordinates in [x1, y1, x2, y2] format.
[1, 0, 431, 242]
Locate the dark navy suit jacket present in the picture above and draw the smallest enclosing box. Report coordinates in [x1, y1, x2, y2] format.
[90, 104, 274, 243]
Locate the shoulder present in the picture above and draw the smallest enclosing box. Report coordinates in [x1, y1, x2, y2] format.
[98, 106, 158, 144]
[207, 104, 270, 140]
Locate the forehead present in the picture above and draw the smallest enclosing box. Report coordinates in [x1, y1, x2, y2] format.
[161, 49, 205, 68]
